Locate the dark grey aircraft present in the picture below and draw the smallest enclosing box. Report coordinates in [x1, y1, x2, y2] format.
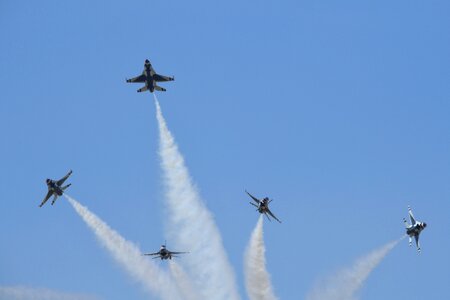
[246, 190, 282, 223]
[403, 206, 427, 252]
[126, 59, 174, 93]
[143, 242, 188, 260]
[39, 170, 73, 207]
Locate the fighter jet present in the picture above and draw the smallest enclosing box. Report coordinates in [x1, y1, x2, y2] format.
[246, 190, 282, 223]
[143, 242, 188, 260]
[126, 59, 174, 93]
[403, 206, 427, 252]
[39, 170, 73, 207]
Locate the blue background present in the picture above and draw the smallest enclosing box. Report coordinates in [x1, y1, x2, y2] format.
[1, 0, 449, 299]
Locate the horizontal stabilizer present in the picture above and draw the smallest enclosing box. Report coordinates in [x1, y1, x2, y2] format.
[154, 85, 166, 92]
[137, 86, 149, 93]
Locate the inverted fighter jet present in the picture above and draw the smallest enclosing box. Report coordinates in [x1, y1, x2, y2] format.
[143, 243, 188, 260]
[39, 170, 73, 207]
[126, 59, 174, 93]
[245, 190, 282, 223]
[403, 206, 427, 252]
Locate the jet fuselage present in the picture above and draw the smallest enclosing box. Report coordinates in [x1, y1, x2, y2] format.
[406, 223, 426, 237]
[47, 180, 63, 196]
[158, 247, 172, 260]
[257, 199, 269, 213]
[144, 62, 156, 92]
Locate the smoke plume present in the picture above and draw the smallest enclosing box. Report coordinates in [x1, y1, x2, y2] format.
[154, 95, 240, 300]
[65, 195, 182, 300]
[244, 216, 278, 300]
[169, 261, 202, 300]
[306, 238, 402, 300]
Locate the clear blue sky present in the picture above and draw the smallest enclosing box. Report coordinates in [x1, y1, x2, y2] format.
[1, 0, 449, 299]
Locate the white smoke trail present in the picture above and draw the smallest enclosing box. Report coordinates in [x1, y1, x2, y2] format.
[244, 216, 278, 300]
[169, 261, 202, 300]
[64, 195, 182, 300]
[306, 238, 403, 300]
[154, 95, 241, 300]
[0, 285, 99, 300]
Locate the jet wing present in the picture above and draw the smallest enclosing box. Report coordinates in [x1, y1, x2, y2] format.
[39, 190, 53, 207]
[126, 73, 146, 83]
[169, 251, 189, 255]
[153, 74, 174, 82]
[403, 218, 411, 228]
[264, 212, 272, 222]
[408, 206, 417, 225]
[56, 170, 72, 186]
[266, 208, 282, 223]
[143, 252, 160, 256]
[246, 190, 261, 204]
